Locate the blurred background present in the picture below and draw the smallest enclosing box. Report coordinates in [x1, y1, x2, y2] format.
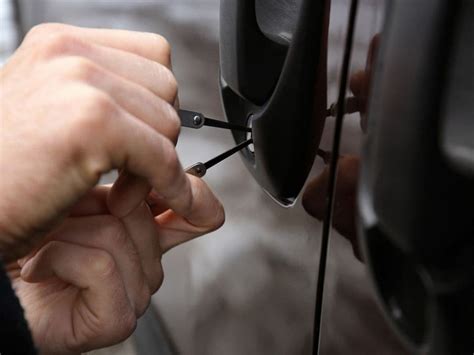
[0, 1, 406, 354]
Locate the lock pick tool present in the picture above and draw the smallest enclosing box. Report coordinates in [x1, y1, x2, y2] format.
[178, 109, 253, 178]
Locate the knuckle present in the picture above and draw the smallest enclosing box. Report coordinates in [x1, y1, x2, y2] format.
[160, 139, 181, 177]
[152, 34, 171, 66]
[44, 240, 62, 254]
[157, 34, 171, 57]
[166, 70, 179, 102]
[90, 250, 116, 279]
[159, 66, 178, 102]
[179, 180, 194, 217]
[120, 311, 138, 338]
[39, 32, 81, 59]
[101, 216, 128, 248]
[163, 104, 181, 141]
[195, 180, 225, 231]
[76, 88, 116, 130]
[63, 56, 101, 82]
[26, 23, 66, 40]
[149, 264, 164, 294]
[97, 307, 136, 346]
[66, 87, 116, 181]
[136, 284, 151, 317]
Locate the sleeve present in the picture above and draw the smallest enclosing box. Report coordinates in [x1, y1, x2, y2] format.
[0, 261, 37, 355]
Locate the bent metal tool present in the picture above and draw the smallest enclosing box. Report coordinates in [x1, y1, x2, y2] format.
[179, 109, 251, 133]
[178, 109, 253, 178]
[178, 107, 348, 179]
[186, 139, 253, 178]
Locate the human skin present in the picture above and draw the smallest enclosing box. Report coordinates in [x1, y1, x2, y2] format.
[303, 35, 380, 260]
[0, 24, 224, 354]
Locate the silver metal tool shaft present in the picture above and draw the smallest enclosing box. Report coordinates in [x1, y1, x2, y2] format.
[178, 109, 252, 133]
[186, 139, 253, 177]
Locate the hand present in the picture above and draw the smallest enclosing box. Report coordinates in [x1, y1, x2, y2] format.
[0, 23, 225, 353]
[0, 24, 204, 262]
[348, 34, 380, 131]
[7, 182, 224, 354]
[303, 156, 361, 259]
[302, 35, 380, 260]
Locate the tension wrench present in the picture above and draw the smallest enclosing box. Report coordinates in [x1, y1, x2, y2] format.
[178, 109, 251, 133]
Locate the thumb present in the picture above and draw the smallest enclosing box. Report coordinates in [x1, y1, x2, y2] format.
[21, 241, 136, 350]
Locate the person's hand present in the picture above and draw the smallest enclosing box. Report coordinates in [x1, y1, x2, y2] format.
[302, 35, 380, 260]
[0, 23, 213, 262]
[7, 182, 223, 354]
[348, 34, 380, 132]
[303, 155, 361, 258]
[0, 23, 225, 352]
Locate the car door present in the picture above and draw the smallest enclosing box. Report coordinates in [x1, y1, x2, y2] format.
[315, 1, 409, 354]
[218, 0, 409, 354]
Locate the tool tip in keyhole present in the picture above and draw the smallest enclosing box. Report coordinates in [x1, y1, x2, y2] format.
[247, 115, 255, 154]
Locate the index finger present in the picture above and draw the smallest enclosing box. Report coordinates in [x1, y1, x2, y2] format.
[154, 176, 225, 253]
[59, 25, 178, 214]
[36, 23, 172, 68]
